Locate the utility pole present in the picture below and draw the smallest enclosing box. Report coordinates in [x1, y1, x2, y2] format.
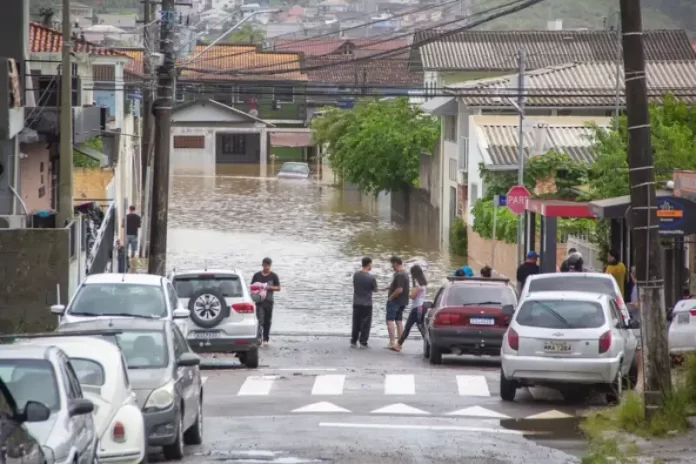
[619, 0, 672, 410]
[515, 49, 526, 266]
[148, 0, 176, 276]
[139, 0, 155, 258]
[57, 0, 74, 227]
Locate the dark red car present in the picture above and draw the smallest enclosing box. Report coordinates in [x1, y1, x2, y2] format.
[422, 276, 518, 364]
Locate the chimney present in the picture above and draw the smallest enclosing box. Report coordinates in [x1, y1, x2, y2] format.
[547, 19, 563, 31]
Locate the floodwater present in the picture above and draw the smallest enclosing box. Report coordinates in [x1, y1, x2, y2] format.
[167, 163, 465, 336]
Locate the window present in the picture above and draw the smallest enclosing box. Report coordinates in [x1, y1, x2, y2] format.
[444, 115, 457, 141]
[433, 288, 444, 308]
[166, 283, 179, 311]
[278, 162, 310, 175]
[173, 274, 243, 298]
[175, 84, 185, 102]
[470, 182, 479, 204]
[70, 358, 106, 386]
[172, 326, 189, 355]
[237, 85, 261, 103]
[516, 300, 606, 329]
[115, 330, 169, 369]
[68, 283, 167, 318]
[64, 358, 85, 398]
[0, 359, 60, 411]
[220, 135, 246, 155]
[173, 135, 205, 149]
[445, 285, 516, 307]
[273, 86, 294, 103]
[121, 355, 130, 388]
[528, 277, 616, 296]
[448, 158, 457, 183]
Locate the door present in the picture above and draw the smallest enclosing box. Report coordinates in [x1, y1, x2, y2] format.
[60, 355, 95, 464]
[610, 300, 635, 371]
[172, 325, 196, 429]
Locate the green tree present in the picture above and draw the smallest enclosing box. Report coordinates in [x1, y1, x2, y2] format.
[226, 23, 265, 44]
[311, 98, 440, 194]
[73, 137, 102, 168]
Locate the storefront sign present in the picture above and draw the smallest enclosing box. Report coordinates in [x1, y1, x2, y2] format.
[657, 197, 685, 236]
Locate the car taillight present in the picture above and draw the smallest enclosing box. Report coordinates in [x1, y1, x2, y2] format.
[433, 312, 462, 326]
[507, 328, 519, 351]
[599, 330, 611, 354]
[232, 303, 255, 313]
[689, 310, 696, 317]
[113, 421, 126, 442]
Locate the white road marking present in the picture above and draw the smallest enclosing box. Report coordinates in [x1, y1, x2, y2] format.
[311, 375, 346, 396]
[446, 406, 509, 419]
[456, 375, 491, 397]
[292, 402, 351, 413]
[371, 403, 430, 415]
[201, 376, 208, 385]
[237, 376, 277, 396]
[526, 410, 573, 419]
[319, 422, 525, 434]
[384, 374, 415, 395]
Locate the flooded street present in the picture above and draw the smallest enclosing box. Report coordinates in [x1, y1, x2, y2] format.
[167, 163, 465, 336]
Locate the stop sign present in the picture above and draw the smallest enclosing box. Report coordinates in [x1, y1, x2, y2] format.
[506, 185, 531, 215]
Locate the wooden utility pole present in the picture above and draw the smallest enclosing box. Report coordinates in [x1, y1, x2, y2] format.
[140, 0, 155, 254]
[148, 0, 175, 276]
[57, 0, 73, 227]
[619, 0, 672, 407]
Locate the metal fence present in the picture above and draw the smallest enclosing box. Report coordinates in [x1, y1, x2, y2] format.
[86, 202, 116, 275]
[566, 234, 604, 272]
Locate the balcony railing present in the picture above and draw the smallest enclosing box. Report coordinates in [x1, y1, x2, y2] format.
[86, 201, 116, 275]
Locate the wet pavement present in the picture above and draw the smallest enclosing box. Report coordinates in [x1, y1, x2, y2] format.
[168, 163, 465, 337]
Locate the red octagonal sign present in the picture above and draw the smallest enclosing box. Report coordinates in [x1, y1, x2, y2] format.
[506, 185, 531, 216]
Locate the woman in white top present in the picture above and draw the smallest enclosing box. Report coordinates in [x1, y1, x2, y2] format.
[394, 264, 427, 352]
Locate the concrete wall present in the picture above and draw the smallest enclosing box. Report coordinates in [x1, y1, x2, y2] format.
[18, 143, 51, 213]
[0, 228, 69, 334]
[390, 186, 440, 248]
[74, 168, 114, 204]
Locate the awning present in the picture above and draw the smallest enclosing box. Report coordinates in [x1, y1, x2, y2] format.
[73, 144, 107, 165]
[420, 96, 457, 116]
[271, 132, 313, 148]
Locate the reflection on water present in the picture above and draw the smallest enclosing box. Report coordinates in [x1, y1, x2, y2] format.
[168, 163, 465, 336]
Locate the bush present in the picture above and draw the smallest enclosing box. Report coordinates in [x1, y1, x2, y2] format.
[450, 217, 468, 257]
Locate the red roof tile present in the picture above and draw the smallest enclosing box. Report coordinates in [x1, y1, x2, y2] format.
[306, 56, 422, 86]
[29, 22, 126, 56]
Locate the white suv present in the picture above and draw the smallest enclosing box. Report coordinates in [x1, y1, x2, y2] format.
[169, 269, 259, 368]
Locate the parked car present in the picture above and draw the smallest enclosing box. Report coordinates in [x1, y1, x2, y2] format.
[0, 344, 97, 464]
[668, 298, 696, 359]
[170, 269, 259, 368]
[422, 276, 518, 364]
[51, 273, 191, 336]
[500, 291, 638, 404]
[58, 319, 203, 460]
[20, 335, 146, 464]
[277, 162, 310, 179]
[520, 272, 631, 321]
[0, 376, 47, 464]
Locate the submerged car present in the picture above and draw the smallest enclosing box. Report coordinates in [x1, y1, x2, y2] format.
[277, 162, 310, 179]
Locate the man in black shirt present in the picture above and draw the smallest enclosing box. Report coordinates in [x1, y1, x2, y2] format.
[386, 256, 409, 350]
[124, 206, 141, 261]
[516, 251, 540, 293]
[251, 257, 281, 347]
[352, 257, 378, 348]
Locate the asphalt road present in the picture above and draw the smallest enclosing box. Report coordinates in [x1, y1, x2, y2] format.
[154, 336, 585, 463]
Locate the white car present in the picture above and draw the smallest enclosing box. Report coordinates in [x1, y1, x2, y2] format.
[520, 272, 631, 321]
[668, 298, 696, 358]
[169, 269, 259, 368]
[51, 273, 190, 336]
[500, 291, 638, 404]
[21, 335, 146, 464]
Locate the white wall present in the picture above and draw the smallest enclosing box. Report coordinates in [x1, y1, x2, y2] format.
[171, 126, 216, 175]
[112, 113, 139, 241]
[466, 119, 485, 227]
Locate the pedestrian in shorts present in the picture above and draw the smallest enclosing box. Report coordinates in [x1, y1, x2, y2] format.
[386, 256, 409, 350]
[351, 257, 377, 348]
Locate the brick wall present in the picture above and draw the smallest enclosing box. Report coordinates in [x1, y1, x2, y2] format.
[0, 229, 69, 334]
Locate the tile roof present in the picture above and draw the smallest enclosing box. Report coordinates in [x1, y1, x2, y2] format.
[271, 37, 409, 56]
[479, 123, 601, 167]
[179, 44, 306, 82]
[446, 60, 696, 107]
[411, 29, 696, 71]
[29, 22, 125, 56]
[120, 49, 145, 79]
[306, 56, 422, 86]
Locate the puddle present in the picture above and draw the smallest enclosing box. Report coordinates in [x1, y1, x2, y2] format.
[500, 417, 584, 440]
[193, 450, 327, 463]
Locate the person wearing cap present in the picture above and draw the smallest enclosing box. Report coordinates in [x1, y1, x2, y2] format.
[516, 251, 540, 293]
[251, 257, 281, 347]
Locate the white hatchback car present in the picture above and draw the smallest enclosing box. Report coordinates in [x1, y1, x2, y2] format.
[51, 273, 191, 336]
[668, 298, 696, 358]
[501, 291, 638, 403]
[169, 269, 259, 368]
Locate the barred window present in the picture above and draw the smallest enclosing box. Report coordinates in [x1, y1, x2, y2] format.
[173, 135, 205, 149]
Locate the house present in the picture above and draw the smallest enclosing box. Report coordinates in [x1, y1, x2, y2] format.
[317, 0, 351, 14]
[54, 1, 94, 21]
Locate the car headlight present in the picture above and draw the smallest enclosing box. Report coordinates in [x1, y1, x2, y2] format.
[41, 446, 55, 464]
[144, 381, 175, 411]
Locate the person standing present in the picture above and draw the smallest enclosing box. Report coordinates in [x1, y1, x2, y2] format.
[351, 257, 378, 348]
[386, 256, 409, 349]
[560, 248, 578, 272]
[124, 206, 141, 261]
[251, 258, 281, 347]
[605, 249, 627, 297]
[394, 264, 427, 352]
[516, 251, 540, 293]
[480, 266, 492, 278]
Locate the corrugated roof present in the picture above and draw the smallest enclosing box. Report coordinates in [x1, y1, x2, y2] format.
[272, 37, 409, 56]
[412, 29, 696, 71]
[479, 123, 601, 167]
[306, 56, 422, 85]
[180, 44, 306, 82]
[29, 22, 125, 56]
[446, 60, 696, 107]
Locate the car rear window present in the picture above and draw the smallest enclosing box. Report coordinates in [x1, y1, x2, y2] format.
[69, 283, 166, 318]
[70, 358, 105, 386]
[528, 277, 616, 296]
[445, 285, 516, 307]
[516, 300, 606, 329]
[115, 330, 168, 369]
[0, 359, 60, 411]
[280, 163, 309, 174]
[173, 275, 243, 298]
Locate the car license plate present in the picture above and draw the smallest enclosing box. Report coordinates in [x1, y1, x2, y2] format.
[678, 313, 690, 324]
[544, 341, 571, 353]
[470, 317, 495, 326]
[194, 331, 221, 339]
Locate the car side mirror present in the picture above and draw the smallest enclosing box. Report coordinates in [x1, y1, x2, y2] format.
[177, 352, 201, 367]
[173, 308, 190, 319]
[422, 301, 434, 310]
[68, 398, 94, 417]
[50, 304, 66, 315]
[22, 401, 51, 422]
[502, 304, 515, 317]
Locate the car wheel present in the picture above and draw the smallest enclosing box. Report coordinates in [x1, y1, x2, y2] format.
[422, 338, 431, 360]
[428, 344, 442, 365]
[243, 348, 259, 369]
[500, 371, 517, 402]
[162, 410, 185, 460]
[606, 363, 623, 404]
[188, 288, 228, 329]
[184, 394, 203, 445]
